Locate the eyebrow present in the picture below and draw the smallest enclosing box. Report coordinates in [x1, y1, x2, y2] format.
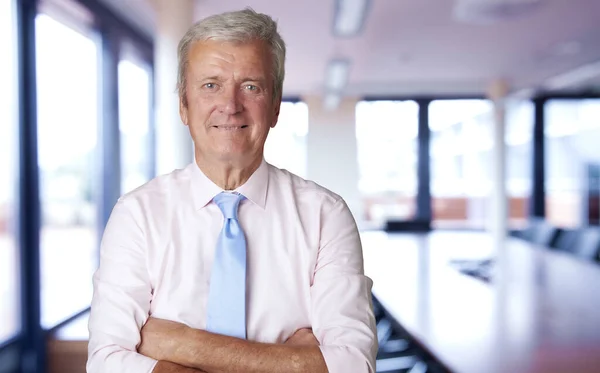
[192, 76, 268, 85]
[241, 76, 266, 83]
[194, 76, 221, 83]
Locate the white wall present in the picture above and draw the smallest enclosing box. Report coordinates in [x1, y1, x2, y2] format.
[154, 0, 194, 175]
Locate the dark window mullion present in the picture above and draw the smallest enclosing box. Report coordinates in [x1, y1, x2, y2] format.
[98, 22, 121, 232]
[16, 0, 45, 372]
[531, 97, 546, 219]
[416, 99, 432, 225]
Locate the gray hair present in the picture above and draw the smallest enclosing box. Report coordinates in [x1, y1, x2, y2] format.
[177, 8, 286, 106]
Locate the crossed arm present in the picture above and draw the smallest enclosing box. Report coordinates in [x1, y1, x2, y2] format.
[140, 318, 327, 373]
[87, 198, 377, 373]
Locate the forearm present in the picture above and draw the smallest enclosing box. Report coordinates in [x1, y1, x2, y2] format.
[173, 329, 328, 373]
[152, 361, 206, 373]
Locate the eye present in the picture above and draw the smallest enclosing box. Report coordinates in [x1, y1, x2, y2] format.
[203, 83, 217, 89]
[245, 84, 258, 91]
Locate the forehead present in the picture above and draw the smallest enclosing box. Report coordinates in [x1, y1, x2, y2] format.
[187, 39, 272, 76]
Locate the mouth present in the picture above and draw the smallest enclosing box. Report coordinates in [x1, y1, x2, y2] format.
[212, 125, 248, 129]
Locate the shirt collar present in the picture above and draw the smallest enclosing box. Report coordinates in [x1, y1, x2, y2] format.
[189, 158, 269, 210]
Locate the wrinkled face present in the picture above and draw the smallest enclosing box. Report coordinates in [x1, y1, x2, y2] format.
[180, 39, 281, 166]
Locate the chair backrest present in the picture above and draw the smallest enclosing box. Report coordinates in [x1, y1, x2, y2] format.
[385, 220, 431, 233]
[376, 317, 394, 345]
[530, 220, 560, 247]
[552, 229, 579, 253]
[514, 217, 542, 241]
[574, 227, 600, 261]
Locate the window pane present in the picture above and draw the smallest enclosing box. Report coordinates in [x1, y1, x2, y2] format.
[545, 99, 600, 228]
[119, 58, 152, 194]
[356, 100, 419, 226]
[429, 100, 494, 229]
[0, 0, 20, 342]
[505, 100, 534, 229]
[264, 101, 308, 178]
[36, 13, 99, 328]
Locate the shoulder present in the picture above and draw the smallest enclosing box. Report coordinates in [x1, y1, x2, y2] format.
[266, 163, 345, 211]
[116, 165, 193, 214]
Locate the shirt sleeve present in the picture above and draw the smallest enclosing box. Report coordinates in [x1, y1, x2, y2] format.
[87, 198, 158, 373]
[311, 197, 378, 373]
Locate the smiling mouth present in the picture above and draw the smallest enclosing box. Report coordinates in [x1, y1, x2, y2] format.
[213, 125, 248, 130]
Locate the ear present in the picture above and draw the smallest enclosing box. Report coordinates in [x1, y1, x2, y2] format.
[179, 96, 189, 126]
[271, 97, 282, 128]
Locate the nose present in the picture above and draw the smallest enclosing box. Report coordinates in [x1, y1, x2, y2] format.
[218, 86, 243, 115]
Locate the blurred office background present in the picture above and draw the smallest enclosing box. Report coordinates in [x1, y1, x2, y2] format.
[1, 0, 600, 372]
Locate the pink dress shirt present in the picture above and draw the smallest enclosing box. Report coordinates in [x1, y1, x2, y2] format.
[87, 159, 378, 373]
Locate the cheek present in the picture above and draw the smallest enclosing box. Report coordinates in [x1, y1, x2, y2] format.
[187, 100, 213, 122]
[248, 100, 273, 120]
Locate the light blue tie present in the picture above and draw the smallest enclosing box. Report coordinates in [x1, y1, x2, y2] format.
[205, 192, 247, 339]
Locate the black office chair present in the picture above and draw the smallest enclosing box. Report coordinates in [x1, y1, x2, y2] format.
[385, 220, 431, 233]
[372, 297, 447, 373]
[375, 312, 414, 358]
[372, 297, 424, 372]
[513, 217, 544, 242]
[529, 220, 561, 247]
[572, 227, 600, 262]
[551, 229, 579, 253]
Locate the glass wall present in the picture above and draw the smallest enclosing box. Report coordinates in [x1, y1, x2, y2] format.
[429, 100, 494, 229]
[119, 50, 152, 194]
[430, 99, 534, 229]
[36, 13, 99, 328]
[356, 100, 419, 226]
[505, 99, 534, 229]
[545, 99, 600, 228]
[264, 101, 309, 178]
[0, 0, 20, 343]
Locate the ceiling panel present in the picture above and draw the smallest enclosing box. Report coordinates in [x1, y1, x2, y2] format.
[97, 0, 600, 97]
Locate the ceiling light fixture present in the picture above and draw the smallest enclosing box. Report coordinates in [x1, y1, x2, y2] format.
[453, 0, 543, 24]
[325, 59, 351, 92]
[333, 0, 371, 37]
[544, 60, 600, 91]
[322, 59, 351, 111]
[323, 92, 342, 111]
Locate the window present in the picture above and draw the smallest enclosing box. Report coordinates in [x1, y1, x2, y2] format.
[36, 13, 99, 328]
[429, 100, 494, 229]
[545, 99, 600, 228]
[505, 100, 534, 228]
[430, 99, 536, 229]
[356, 100, 419, 225]
[264, 101, 308, 178]
[119, 52, 153, 194]
[0, 0, 20, 342]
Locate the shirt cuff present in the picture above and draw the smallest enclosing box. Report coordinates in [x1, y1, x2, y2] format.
[87, 349, 159, 373]
[319, 345, 374, 373]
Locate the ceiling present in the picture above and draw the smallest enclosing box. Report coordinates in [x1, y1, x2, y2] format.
[99, 0, 600, 98]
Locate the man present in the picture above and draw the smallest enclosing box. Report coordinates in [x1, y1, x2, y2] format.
[87, 8, 377, 373]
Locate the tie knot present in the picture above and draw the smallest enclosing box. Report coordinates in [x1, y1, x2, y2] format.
[213, 192, 245, 220]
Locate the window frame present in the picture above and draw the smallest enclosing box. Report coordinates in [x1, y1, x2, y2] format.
[10, 0, 154, 371]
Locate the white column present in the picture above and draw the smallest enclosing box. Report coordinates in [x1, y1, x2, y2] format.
[487, 80, 509, 254]
[153, 0, 195, 175]
[304, 96, 363, 226]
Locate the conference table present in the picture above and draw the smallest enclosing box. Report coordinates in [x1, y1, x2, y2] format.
[361, 230, 600, 373]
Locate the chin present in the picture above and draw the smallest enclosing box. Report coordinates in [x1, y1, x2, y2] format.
[201, 142, 261, 164]
[215, 150, 254, 164]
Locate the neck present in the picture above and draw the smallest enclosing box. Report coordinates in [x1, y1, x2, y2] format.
[195, 153, 263, 190]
